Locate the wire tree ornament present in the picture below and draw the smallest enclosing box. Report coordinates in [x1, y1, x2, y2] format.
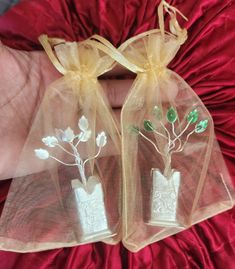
[131, 106, 208, 177]
[34, 115, 107, 186]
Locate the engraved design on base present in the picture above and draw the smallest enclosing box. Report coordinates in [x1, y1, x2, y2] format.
[72, 176, 111, 241]
[148, 169, 181, 227]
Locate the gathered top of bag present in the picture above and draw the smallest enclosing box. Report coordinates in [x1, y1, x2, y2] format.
[39, 35, 118, 78]
[39, 0, 188, 80]
[120, 0, 188, 71]
[88, 0, 188, 76]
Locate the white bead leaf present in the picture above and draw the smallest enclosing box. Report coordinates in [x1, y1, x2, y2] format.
[78, 116, 89, 131]
[96, 131, 107, 147]
[55, 129, 64, 141]
[62, 127, 75, 142]
[78, 129, 92, 142]
[55, 128, 75, 142]
[42, 136, 58, 147]
[34, 149, 49, 160]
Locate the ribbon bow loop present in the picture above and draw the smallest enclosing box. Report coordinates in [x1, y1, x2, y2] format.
[39, 35, 116, 78]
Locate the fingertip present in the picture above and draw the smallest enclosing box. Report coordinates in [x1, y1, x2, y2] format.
[100, 79, 134, 107]
[0, 40, 7, 54]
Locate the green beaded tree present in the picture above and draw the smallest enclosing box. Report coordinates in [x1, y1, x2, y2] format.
[131, 106, 208, 177]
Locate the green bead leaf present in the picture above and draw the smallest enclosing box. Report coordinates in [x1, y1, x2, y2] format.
[167, 107, 178, 123]
[153, 106, 162, 120]
[195, 119, 208, 133]
[143, 120, 155, 132]
[130, 125, 140, 135]
[187, 109, 199, 124]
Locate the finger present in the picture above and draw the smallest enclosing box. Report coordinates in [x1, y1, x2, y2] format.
[100, 79, 134, 108]
[37, 51, 134, 108]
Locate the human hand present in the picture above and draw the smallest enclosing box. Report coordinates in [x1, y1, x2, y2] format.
[0, 43, 133, 179]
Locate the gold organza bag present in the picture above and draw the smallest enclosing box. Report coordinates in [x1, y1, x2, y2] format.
[0, 36, 122, 252]
[116, 1, 234, 252]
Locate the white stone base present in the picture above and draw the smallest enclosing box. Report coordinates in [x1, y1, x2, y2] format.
[72, 176, 111, 241]
[148, 169, 181, 227]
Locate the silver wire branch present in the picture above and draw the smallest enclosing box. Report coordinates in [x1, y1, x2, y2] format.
[160, 121, 172, 148]
[169, 118, 193, 151]
[69, 141, 87, 185]
[56, 143, 75, 157]
[49, 156, 78, 166]
[171, 122, 181, 150]
[82, 146, 102, 171]
[153, 129, 169, 140]
[172, 129, 195, 153]
[74, 133, 85, 147]
[138, 131, 166, 157]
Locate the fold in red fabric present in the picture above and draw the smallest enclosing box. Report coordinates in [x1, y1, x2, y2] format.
[0, 0, 235, 268]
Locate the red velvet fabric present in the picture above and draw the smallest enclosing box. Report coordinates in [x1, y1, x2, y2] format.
[0, 0, 235, 268]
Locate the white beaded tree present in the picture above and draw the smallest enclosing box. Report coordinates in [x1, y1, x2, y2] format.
[35, 115, 107, 186]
